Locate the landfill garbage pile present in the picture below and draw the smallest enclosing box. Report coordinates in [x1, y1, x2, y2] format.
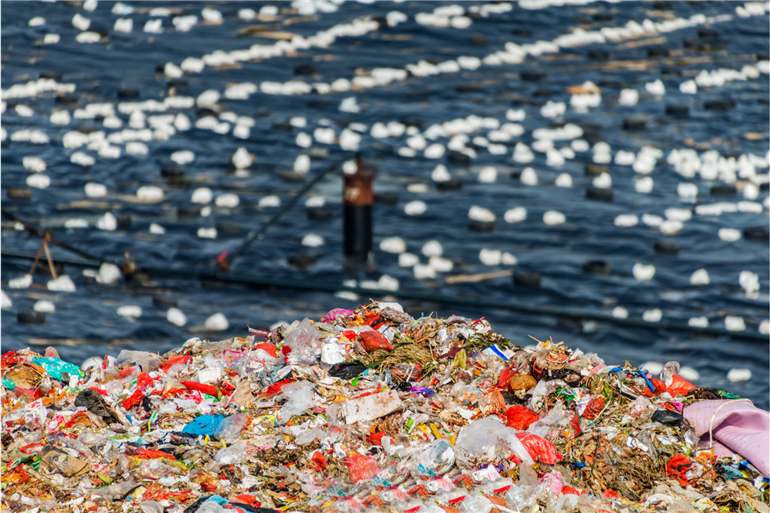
[2, 302, 768, 513]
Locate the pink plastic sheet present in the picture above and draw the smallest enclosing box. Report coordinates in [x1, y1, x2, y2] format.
[683, 399, 770, 476]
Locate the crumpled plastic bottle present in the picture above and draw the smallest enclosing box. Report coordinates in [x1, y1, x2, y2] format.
[284, 319, 321, 365]
[215, 440, 246, 465]
[277, 380, 315, 423]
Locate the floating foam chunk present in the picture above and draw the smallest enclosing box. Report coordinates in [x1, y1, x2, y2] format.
[197, 227, 217, 239]
[191, 187, 213, 204]
[421, 240, 443, 258]
[398, 253, 418, 268]
[149, 223, 165, 235]
[689, 269, 710, 286]
[724, 316, 746, 332]
[302, 233, 324, 247]
[641, 361, 663, 375]
[727, 368, 751, 383]
[612, 306, 629, 319]
[136, 186, 164, 203]
[171, 150, 195, 165]
[97, 212, 117, 231]
[47, 275, 76, 292]
[555, 173, 573, 187]
[380, 237, 406, 254]
[618, 88, 638, 106]
[413, 264, 436, 280]
[82, 182, 105, 197]
[429, 256, 453, 273]
[718, 228, 741, 241]
[479, 248, 502, 266]
[520, 167, 538, 186]
[614, 214, 638, 227]
[478, 166, 497, 184]
[117, 305, 142, 319]
[26, 174, 50, 189]
[215, 193, 240, 208]
[468, 206, 495, 223]
[97, 263, 121, 285]
[167, 307, 187, 327]
[22, 156, 46, 173]
[543, 210, 565, 226]
[504, 207, 527, 224]
[205, 313, 228, 331]
[8, 274, 32, 289]
[632, 263, 655, 281]
[258, 196, 281, 209]
[2, 290, 12, 309]
[643, 309, 662, 322]
[404, 201, 427, 216]
[294, 154, 311, 174]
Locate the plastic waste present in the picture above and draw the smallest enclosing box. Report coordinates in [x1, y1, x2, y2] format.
[31, 356, 82, 381]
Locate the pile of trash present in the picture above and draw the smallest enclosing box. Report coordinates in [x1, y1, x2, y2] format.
[2, 302, 768, 513]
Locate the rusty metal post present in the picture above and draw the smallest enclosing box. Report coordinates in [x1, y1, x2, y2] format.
[343, 156, 375, 270]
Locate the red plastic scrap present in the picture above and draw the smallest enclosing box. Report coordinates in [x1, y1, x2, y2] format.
[581, 396, 605, 420]
[367, 431, 386, 446]
[496, 367, 516, 389]
[359, 330, 394, 352]
[602, 489, 620, 499]
[1, 351, 19, 369]
[263, 378, 295, 397]
[503, 405, 539, 430]
[666, 453, 693, 486]
[133, 448, 176, 460]
[253, 343, 278, 358]
[232, 495, 261, 508]
[667, 375, 697, 397]
[121, 389, 145, 410]
[182, 381, 219, 397]
[515, 432, 562, 465]
[160, 354, 192, 373]
[345, 453, 380, 483]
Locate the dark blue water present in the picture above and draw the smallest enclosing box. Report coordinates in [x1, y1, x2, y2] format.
[2, 1, 768, 407]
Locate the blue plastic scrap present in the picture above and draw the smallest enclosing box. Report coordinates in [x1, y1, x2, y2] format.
[32, 357, 83, 381]
[182, 414, 226, 436]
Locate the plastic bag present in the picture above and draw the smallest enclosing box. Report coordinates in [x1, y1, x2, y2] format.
[31, 357, 82, 381]
[515, 432, 561, 465]
[504, 405, 539, 430]
[359, 330, 394, 352]
[346, 453, 380, 483]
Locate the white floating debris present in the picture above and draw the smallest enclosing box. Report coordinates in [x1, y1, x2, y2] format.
[739, 270, 759, 295]
[543, 210, 565, 226]
[413, 264, 437, 280]
[2, 290, 12, 310]
[117, 305, 142, 319]
[191, 187, 213, 204]
[641, 361, 663, 375]
[479, 248, 502, 266]
[724, 316, 746, 332]
[8, 274, 33, 289]
[167, 307, 187, 327]
[398, 253, 419, 268]
[643, 308, 662, 322]
[478, 166, 497, 184]
[380, 237, 406, 254]
[632, 263, 656, 281]
[136, 185, 164, 203]
[149, 223, 165, 235]
[407, 183, 428, 194]
[171, 150, 195, 165]
[635, 177, 654, 194]
[404, 200, 427, 216]
[689, 269, 710, 286]
[215, 193, 240, 208]
[22, 156, 46, 173]
[504, 207, 527, 224]
[33, 300, 55, 313]
[670, 366, 697, 383]
[72, 13, 91, 31]
[26, 174, 50, 189]
[294, 154, 311, 174]
[468, 206, 495, 223]
[644, 79, 665, 96]
[114, 17, 133, 32]
[71, 151, 95, 167]
[520, 167, 538, 186]
[197, 227, 218, 239]
[718, 228, 741, 241]
[612, 306, 629, 319]
[759, 320, 769, 335]
[97, 212, 117, 231]
[302, 233, 324, 247]
[205, 312, 229, 331]
[727, 368, 751, 383]
[614, 214, 638, 227]
[592, 173, 612, 189]
[555, 173, 573, 187]
[429, 256, 453, 273]
[378, 274, 400, 292]
[258, 195, 281, 209]
[432, 164, 451, 183]
[421, 240, 443, 258]
[618, 88, 639, 106]
[97, 263, 121, 285]
[47, 275, 76, 292]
